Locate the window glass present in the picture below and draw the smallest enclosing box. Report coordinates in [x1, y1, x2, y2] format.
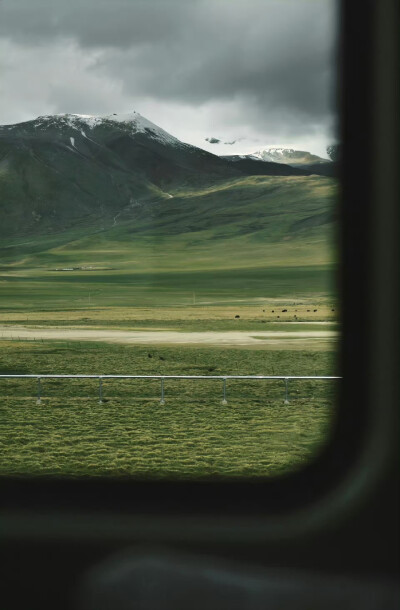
[0, 0, 340, 478]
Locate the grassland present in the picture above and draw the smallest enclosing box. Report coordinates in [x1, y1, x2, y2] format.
[0, 173, 339, 478]
[0, 175, 337, 310]
[0, 340, 337, 478]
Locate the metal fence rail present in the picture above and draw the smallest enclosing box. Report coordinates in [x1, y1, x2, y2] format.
[0, 374, 341, 405]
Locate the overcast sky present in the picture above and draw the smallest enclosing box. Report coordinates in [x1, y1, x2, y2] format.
[0, 0, 338, 157]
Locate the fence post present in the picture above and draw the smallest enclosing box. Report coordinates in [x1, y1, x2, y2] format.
[222, 378, 228, 405]
[160, 377, 165, 405]
[99, 377, 103, 404]
[36, 377, 41, 404]
[284, 377, 289, 404]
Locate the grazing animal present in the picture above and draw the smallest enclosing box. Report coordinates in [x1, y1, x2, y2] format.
[148, 353, 153, 358]
[277, 315, 280, 318]
[235, 315, 240, 319]
[307, 310, 310, 312]
[314, 309, 317, 312]
[331, 309, 335, 312]
[282, 309, 287, 312]
[159, 356, 165, 361]
[272, 310, 275, 313]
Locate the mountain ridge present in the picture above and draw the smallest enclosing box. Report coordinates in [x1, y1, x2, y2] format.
[221, 147, 337, 178]
[250, 147, 329, 165]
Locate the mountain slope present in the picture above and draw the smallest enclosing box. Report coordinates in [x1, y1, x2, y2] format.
[297, 161, 338, 177]
[1, 173, 338, 270]
[0, 112, 243, 238]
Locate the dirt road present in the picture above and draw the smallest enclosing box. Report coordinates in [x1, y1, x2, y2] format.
[0, 326, 338, 348]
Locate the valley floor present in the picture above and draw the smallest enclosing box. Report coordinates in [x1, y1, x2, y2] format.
[0, 260, 339, 478]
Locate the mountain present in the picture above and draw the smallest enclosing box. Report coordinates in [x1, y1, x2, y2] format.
[0, 111, 338, 289]
[0, 111, 244, 237]
[221, 148, 338, 178]
[250, 148, 329, 166]
[220, 155, 313, 176]
[0, 113, 339, 239]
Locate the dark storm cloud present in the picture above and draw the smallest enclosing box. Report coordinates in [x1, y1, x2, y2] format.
[0, 0, 196, 49]
[0, 0, 336, 125]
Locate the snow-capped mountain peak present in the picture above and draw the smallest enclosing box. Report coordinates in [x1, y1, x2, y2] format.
[31, 111, 180, 146]
[250, 147, 328, 166]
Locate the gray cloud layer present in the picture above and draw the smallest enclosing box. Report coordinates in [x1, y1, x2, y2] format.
[0, 0, 338, 155]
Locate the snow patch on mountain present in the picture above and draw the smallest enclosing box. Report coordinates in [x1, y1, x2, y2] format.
[65, 145, 78, 155]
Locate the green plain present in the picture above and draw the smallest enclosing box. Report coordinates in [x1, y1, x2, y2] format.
[0, 340, 337, 478]
[0, 174, 339, 477]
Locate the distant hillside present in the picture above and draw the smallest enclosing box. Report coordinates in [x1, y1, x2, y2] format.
[298, 161, 338, 177]
[220, 155, 312, 176]
[221, 148, 336, 178]
[1, 174, 338, 276]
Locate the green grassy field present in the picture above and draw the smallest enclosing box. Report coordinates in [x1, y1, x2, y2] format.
[0, 264, 336, 313]
[0, 175, 337, 310]
[0, 340, 337, 478]
[0, 271, 339, 479]
[0, 173, 339, 478]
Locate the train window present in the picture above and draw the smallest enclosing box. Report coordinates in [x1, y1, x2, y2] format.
[0, 6, 398, 610]
[0, 0, 341, 486]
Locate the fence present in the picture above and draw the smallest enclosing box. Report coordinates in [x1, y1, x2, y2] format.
[0, 374, 341, 405]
